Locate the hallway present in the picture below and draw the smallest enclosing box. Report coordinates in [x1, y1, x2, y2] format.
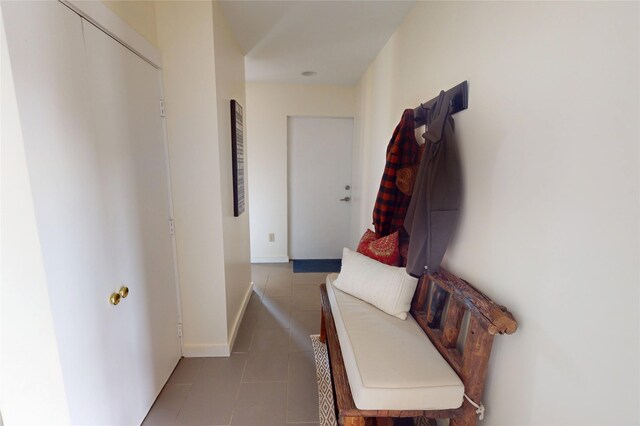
[143, 264, 327, 425]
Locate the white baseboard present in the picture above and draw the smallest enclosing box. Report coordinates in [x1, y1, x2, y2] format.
[251, 256, 289, 263]
[182, 343, 230, 358]
[182, 282, 254, 358]
[227, 282, 253, 352]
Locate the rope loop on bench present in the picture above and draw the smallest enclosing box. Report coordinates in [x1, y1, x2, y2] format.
[463, 394, 485, 420]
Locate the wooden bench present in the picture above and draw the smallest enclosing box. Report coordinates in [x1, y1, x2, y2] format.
[319, 268, 518, 426]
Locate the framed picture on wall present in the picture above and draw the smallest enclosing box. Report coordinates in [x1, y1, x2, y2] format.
[230, 100, 245, 217]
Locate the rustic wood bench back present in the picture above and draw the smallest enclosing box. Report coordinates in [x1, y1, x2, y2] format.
[408, 268, 518, 425]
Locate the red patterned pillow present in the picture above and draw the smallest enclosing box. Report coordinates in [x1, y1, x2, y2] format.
[356, 229, 400, 266]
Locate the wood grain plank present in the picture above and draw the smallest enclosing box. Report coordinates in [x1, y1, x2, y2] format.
[411, 276, 429, 312]
[442, 298, 465, 348]
[343, 417, 366, 426]
[412, 314, 463, 376]
[449, 316, 494, 426]
[429, 268, 517, 335]
[320, 307, 327, 343]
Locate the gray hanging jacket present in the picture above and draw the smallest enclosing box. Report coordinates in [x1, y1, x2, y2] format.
[404, 90, 462, 278]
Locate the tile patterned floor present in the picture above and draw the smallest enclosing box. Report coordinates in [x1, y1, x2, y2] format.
[142, 263, 328, 426]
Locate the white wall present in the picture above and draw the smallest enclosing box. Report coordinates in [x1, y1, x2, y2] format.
[0, 15, 70, 423]
[246, 83, 356, 262]
[101, 0, 158, 48]
[155, 1, 229, 356]
[353, 2, 639, 424]
[211, 0, 253, 348]
[154, 0, 252, 356]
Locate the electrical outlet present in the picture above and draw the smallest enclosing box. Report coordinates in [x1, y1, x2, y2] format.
[269, 233, 275, 242]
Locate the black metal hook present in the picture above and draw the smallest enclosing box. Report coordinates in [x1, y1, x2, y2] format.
[413, 81, 468, 128]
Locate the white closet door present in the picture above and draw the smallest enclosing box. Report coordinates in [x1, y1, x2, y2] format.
[3, 2, 180, 424]
[81, 19, 181, 424]
[2, 1, 130, 424]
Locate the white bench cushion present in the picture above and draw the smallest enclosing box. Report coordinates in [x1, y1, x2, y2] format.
[326, 273, 464, 410]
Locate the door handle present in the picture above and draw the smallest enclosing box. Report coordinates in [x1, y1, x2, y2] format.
[110, 293, 121, 306]
[109, 286, 129, 306]
[339, 197, 351, 202]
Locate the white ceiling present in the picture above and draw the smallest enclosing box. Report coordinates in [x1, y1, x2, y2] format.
[219, 1, 415, 86]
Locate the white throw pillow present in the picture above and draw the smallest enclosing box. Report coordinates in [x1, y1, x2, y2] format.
[333, 248, 419, 320]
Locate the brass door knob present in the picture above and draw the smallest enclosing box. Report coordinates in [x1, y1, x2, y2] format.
[110, 292, 121, 305]
[119, 286, 129, 298]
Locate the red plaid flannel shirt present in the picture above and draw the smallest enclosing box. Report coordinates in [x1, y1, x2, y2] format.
[373, 109, 420, 237]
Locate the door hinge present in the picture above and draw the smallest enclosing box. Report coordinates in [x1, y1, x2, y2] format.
[169, 218, 175, 235]
[177, 322, 183, 337]
[160, 99, 166, 117]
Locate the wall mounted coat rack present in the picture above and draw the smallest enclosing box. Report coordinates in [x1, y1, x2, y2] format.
[413, 80, 468, 128]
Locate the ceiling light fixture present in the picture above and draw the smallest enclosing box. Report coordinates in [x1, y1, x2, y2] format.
[301, 71, 317, 77]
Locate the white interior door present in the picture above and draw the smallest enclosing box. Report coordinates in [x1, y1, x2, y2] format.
[82, 19, 181, 423]
[288, 117, 353, 259]
[3, 2, 127, 423]
[3, 2, 180, 424]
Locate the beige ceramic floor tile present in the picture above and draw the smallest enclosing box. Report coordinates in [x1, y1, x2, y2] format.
[167, 358, 205, 385]
[256, 307, 292, 330]
[289, 311, 322, 352]
[251, 266, 269, 284]
[243, 301, 263, 321]
[265, 278, 293, 297]
[292, 287, 321, 311]
[256, 296, 292, 329]
[231, 382, 288, 425]
[246, 291, 264, 311]
[287, 351, 320, 423]
[250, 327, 291, 352]
[267, 269, 293, 282]
[174, 382, 233, 425]
[253, 281, 267, 298]
[263, 262, 293, 271]
[175, 354, 247, 426]
[290, 310, 321, 334]
[262, 295, 292, 313]
[253, 263, 287, 273]
[197, 352, 248, 383]
[292, 272, 329, 285]
[146, 260, 333, 426]
[265, 271, 293, 285]
[232, 317, 257, 353]
[142, 384, 191, 426]
[242, 350, 289, 382]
